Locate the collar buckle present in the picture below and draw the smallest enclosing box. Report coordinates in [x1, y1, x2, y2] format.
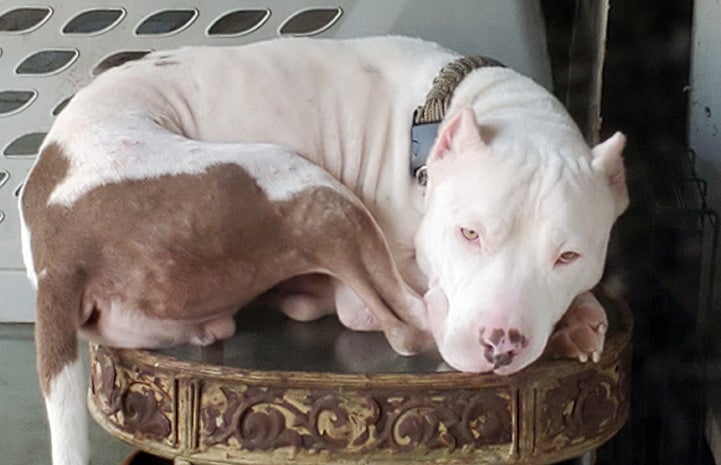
[410, 118, 440, 185]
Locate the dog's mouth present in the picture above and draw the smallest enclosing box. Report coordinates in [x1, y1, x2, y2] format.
[437, 338, 543, 375]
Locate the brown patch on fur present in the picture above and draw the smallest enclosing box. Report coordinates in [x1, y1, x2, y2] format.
[21, 143, 85, 393]
[64, 165, 307, 324]
[24, 152, 428, 370]
[21, 143, 69, 234]
[34, 269, 86, 394]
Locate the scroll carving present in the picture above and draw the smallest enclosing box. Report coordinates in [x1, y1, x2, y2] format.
[200, 385, 513, 454]
[90, 345, 174, 445]
[534, 347, 631, 454]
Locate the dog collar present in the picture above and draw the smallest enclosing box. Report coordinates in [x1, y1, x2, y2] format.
[411, 55, 504, 185]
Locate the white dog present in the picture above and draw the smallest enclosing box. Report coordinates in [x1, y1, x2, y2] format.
[19, 36, 627, 465]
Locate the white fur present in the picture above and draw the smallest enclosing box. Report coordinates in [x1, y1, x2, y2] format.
[46, 128, 341, 207]
[45, 359, 88, 465]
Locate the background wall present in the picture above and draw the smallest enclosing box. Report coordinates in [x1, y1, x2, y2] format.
[597, 0, 719, 463]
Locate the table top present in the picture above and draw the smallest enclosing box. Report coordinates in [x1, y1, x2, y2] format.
[157, 289, 627, 375]
[159, 304, 446, 373]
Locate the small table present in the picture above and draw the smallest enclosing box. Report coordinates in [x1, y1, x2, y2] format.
[89, 288, 631, 465]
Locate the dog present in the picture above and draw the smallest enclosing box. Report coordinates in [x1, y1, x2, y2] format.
[19, 36, 627, 465]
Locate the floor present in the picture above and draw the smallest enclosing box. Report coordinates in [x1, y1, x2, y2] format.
[0, 323, 133, 465]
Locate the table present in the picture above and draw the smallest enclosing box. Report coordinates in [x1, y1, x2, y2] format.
[90, 288, 631, 465]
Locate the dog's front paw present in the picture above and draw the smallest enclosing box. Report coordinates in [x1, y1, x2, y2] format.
[546, 291, 608, 363]
[385, 325, 434, 356]
[190, 316, 236, 347]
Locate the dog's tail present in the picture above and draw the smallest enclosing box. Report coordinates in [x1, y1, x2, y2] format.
[35, 270, 89, 465]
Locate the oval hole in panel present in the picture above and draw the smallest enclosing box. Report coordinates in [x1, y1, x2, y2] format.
[0, 170, 9, 189]
[63, 8, 125, 35]
[279, 7, 342, 36]
[4, 132, 46, 157]
[92, 51, 150, 75]
[135, 9, 198, 36]
[52, 95, 73, 116]
[0, 90, 37, 116]
[16, 49, 78, 75]
[0, 7, 52, 33]
[207, 9, 270, 37]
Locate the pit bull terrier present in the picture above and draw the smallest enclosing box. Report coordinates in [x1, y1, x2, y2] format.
[19, 36, 628, 465]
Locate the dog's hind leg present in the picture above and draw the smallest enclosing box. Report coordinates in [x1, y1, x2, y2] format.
[337, 213, 431, 354]
[334, 281, 382, 331]
[285, 186, 432, 356]
[332, 252, 432, 356]
[35, 269, 89, 465]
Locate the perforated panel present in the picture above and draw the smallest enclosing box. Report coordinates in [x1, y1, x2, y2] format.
[0, 0, 552, 321]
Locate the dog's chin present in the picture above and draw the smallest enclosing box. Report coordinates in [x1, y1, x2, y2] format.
[492, 358, 535, 376]
[436, 344, 494, 374]
[437, 342, 543, 375]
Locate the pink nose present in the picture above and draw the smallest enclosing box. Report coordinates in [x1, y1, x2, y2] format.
[479, 327, 529, 369]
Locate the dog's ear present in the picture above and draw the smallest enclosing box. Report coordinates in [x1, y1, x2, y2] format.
[428, 107, 487, 163]
[591, 131, 629, 216]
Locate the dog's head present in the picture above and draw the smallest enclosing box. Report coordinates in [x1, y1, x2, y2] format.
[414, 108, 627, 374]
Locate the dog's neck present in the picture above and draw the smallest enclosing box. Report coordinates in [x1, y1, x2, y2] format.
[410, 56, 505, 185]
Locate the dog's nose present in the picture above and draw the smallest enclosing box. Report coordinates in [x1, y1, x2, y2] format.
[479, 327, 529, 369]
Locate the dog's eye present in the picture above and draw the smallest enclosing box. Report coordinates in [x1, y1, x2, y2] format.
[460, 227, 479, 242]
[556, 251, 580, 265]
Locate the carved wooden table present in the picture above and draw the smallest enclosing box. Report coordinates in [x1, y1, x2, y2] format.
[89, 290, 631, 465]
